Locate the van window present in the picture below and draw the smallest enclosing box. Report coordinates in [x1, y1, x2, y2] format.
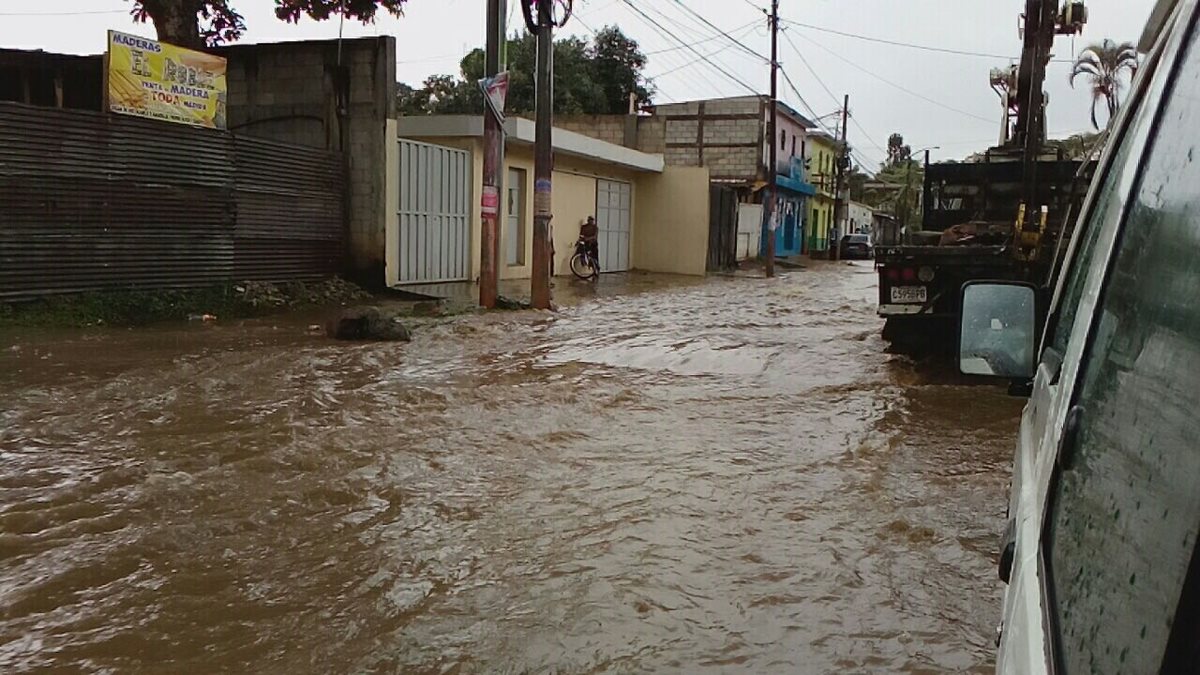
[1047, 36, 1171, 357]
[1044, 23, 1200, 674]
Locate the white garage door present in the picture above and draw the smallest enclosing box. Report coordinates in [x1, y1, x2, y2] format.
[596, 179, 631, 272]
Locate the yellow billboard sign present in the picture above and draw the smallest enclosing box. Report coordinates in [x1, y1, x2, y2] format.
[106, 30, 228, 130]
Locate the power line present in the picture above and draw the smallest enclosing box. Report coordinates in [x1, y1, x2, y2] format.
[666, 0, 768, 64]
[779, 68, 835, 137]
[848, 113, 888, 158]
[781, 18, 1075, 63]
[644, 20, 759, 55]
[632, 8, 742, 100]
[571, 11, 598, 35]
[648, 24, 759, 79]
[777, 28, 892, 164]
[794, 31, 997, 126]
[621, 0, 760, 95]
[780, 30, 840, 109]
[641, 0, 766, 81]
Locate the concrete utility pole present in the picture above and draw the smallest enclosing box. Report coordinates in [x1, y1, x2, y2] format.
[480, 0, 507, 308]
[530, 0, 554, 309]
[764, 0, 779, 278]
[832, 93, 848, 261]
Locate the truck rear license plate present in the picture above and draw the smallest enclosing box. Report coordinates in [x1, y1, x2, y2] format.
[891, 286, 927, 303]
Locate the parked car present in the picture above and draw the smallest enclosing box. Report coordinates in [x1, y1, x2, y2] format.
[960, 2, 1200, 672]
[838, 233, 873, 259]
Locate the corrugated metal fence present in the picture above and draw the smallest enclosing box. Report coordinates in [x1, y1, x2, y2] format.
[0, 102, 344, 301]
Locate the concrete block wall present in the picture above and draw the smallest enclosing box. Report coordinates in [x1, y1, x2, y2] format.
[664, 119, 699, 146]
[665, 147, 700, 166]
[701, 117, 759, 145]
[702, 146, 759, 179]
[554, 115, 627, 146]
[219, 37, 396, 288]
[695, 96, 761, 116]
[651, 100, 701, 116]
[637, 117, 665, 154]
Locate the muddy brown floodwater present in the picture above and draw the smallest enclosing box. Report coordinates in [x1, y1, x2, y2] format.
[1, 262, 1024, 674]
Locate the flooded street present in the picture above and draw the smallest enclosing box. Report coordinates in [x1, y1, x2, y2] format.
[1, 262, 1023, 673]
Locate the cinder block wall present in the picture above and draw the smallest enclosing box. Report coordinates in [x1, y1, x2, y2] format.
[219, 37, 396, 288]
[556, 97, 769, 184]
[653, 96, 764, 181]
[554, 115, 627, 146]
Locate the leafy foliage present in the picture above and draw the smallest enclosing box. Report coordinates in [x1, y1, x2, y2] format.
[130, 0, 244, 48]
[862, 160, 924, 229]
[129, 0, 408, 48]
[398, 26, 653, 116]
[1070, 39, 1138, 129]
[1047, 131, 1104, 160]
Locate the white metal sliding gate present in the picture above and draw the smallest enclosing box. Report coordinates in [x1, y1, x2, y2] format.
[397, 139, 472, 284]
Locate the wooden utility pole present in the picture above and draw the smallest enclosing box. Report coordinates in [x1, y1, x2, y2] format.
[480, 0, 506, 308]
[832, 93, 848, 261]
[764, 0, 779, 278]
[530, 0, 553, 309]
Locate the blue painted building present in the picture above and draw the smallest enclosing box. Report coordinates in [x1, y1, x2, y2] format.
[765, 156, 816, 257]
[758, 103, 818, 259]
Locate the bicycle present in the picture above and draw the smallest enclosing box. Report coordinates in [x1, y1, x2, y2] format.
[569, 237, 600, 280]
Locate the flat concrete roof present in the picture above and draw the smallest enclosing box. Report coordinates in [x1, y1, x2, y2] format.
[395, 115, 665, 173]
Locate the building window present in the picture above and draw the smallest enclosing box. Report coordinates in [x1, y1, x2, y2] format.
[506, 168, 526, 266]
[780, 129, 787, 150]
[791, 136, 797, 158]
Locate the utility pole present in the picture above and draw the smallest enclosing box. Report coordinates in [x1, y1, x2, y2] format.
[530, 0, 554, 309]
[764, 0, 779, 278]
[480, 0, 507, 308]
[832, 93, 848, 261]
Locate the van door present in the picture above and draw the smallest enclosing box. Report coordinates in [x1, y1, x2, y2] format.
[1038, 7, 1200, 670]
[996, 3, 1194, 672]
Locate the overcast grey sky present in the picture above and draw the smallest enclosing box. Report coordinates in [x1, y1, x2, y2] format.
[2, 0, 1157, 167]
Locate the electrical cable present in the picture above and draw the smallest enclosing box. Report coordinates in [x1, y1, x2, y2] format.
[781, 18, 1074, 63]
[644, 20, 758, 55]
[621, 0, 760, 95]
[666, 0, 768, 64]
[793, 31, 997, 125]
[782, 28, 890, 158]
[648, 23, 760, 79]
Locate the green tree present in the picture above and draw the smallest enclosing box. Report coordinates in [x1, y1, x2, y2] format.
[1047, 131, 1103, 160]
[400, 26, 652, 116]
[1070, 39, 1138, 129]
[846, 165, 869, 203]
[590, 26, 652, 113]
[863, 160, 923, 230]
[130, 0, 409, 49]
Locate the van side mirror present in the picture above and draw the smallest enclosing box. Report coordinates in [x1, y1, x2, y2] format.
[959, 282, 1037, 379]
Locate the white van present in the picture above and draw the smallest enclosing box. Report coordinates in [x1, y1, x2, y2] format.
[958, 0, 1200, 672]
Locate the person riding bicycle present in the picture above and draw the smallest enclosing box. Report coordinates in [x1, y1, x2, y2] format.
[580, 216, 599, 268]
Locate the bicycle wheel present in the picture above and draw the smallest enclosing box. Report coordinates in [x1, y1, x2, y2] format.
[569, 253, 594, 280]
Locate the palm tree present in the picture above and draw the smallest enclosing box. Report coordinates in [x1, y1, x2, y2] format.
[1070, 39, 1139, 129]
